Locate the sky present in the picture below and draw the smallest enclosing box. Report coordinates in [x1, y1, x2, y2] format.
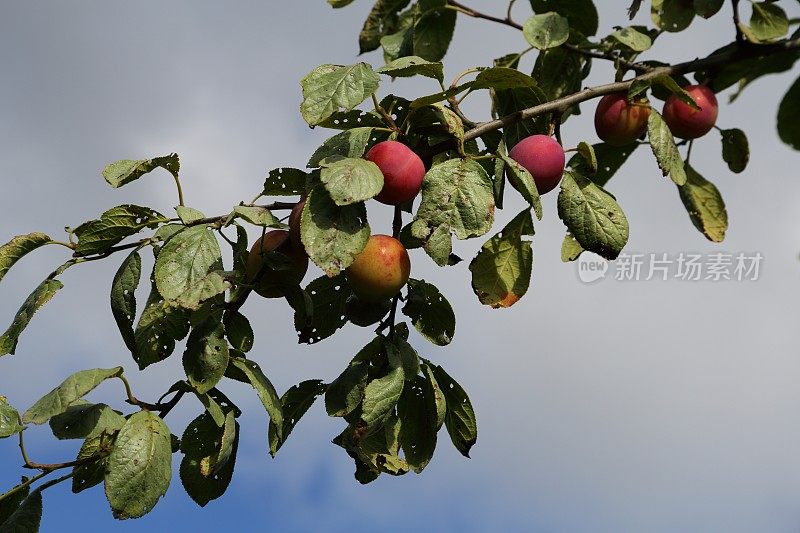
[1, 1, 800, 531]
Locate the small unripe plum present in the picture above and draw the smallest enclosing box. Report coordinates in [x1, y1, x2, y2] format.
[594, 93, 651, 146]
[508, 134, 565, 195]
[365, 140, 426, 205]
[288, 198, 305, 249]
[246, 230, 308, 298]
[662, 85, 718, 139]
[345, 234, 410, 303]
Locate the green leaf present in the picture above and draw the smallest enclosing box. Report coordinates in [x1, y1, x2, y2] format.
[175, 271, 231, 311]
[328, 0, 355, 7]
[472, 68, 537, 90]
[268, 380, 326, 456]
[523, 13, 570, 50]
[105, 411, 172, 519]
[557, 171, 629, 260]
[73, 429, 118, 493]
[0, 233, 52, 285]
[308, 127, 389, 168]
[412, 7, 457, 61]
[300, 63, 381, 126]
[469, 209, 534, 308]
[376, 56, 443, 82]
[110, 250, 141, 353]
[493, 86, 549, 149]
[720, 128, 750, 173]
[179, 412, 239, 507]
[678, 164, 728, 243]
[361, 365, 405, 431]
[294, 275, 351, 344]
[326, 361, 370, 417]
[175, 206, 205, 224]
[102, 153, 179, 188]
[778, 76, 800, 150]
[183, 318, 229, 395]
[694, 0, 724, 18]
[23, 367, 122, 425]
[421, 362, 446, 429]
[529, 0, 598, 36]
[300, 185, 370, 277]
[397, 374, 438, 472]
[262, 167, 307, 196]
[223, 311, 254, 353]
[500, 154, 543, 220]
[561, 233, 585, 262]
[154, 226, 222, 301]
[568, 142, 638, 187]
[231, 206, 281, 227]
[320, 157, 384, 206]
[0, 481, 29, 525]
[73, 204, 166, 256]
[229, 357, 284, 440]
[651, 0, 695, 32]
[532, 48, 583, 100]
[49, 401, 125, 440]
[0, 278, 64, 356]
[358, 0, 412, 54]
[0, 489, 42, 532]
[412, 159, 495, 266]
[654, 76, 700, 109]
[429, 364, 477, 457]
[610, 26, 652, 52]
[402, 279, 455, 346]
[0, 396, 23, 438]
[740, 2, 788, 43]
[647, 110, 687, 185]
[133, 284, 191, 369]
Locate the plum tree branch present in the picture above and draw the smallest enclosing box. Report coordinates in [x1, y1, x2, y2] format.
[446, 0, 649, 73]
[461, 36, 800, 143]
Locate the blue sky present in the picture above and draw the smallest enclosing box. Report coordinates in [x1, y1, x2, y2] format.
[2, 1, 800, 531]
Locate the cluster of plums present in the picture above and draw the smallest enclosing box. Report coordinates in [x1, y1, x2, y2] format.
[247, 85, 718, 303]
[594, 84, 719, 145]
[246, 140, 420, 304]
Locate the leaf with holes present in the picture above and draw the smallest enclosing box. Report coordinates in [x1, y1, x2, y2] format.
[133, 283, 191, 369]
[300, 186, 370, 276]
[262, 168, 307, 196]
[308, 127, 390, 168]
[183, 318, 229, 395]
[154, 225, 222, 301]
[397, 374, 439, 473]
[179, 412, 239, 507]
[110, 250, 141, 353]
[300, 63, 381, 126]
[412, 159, 494, 266]
[269, 380, 326, 456]
[49, 401, 125, 440]
[105, 411, 172, 519]
[469, 209, 534, 308]
[429, 364, 477, 458]
[557, 171, 629, 260]
[223, 311, 254, 353]
[648, 110, 687, 185]
[294, 274, 351, 344]
[523, 13, 570, 50]
[402, 279, 455, 346]
[102, 154, 179, 188]
[320, 156, 384, 206]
